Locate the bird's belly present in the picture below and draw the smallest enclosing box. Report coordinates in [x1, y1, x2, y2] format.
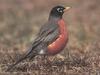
[47, 34, 67, 55]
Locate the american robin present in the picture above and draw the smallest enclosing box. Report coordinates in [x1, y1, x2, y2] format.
[6, 5, 70, 71]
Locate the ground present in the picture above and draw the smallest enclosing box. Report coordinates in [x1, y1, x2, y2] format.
[0, 0, 100, 75]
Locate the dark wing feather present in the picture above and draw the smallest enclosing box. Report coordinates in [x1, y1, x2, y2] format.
[37, 22, 60, 44]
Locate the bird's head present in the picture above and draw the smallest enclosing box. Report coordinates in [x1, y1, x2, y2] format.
[49, 5, 71, 19]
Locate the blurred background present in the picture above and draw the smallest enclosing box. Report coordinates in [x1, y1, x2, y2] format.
[0, 0, 99, 49]
[0, 0, 100, 74]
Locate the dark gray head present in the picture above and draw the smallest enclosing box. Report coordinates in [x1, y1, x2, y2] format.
[49, 5, 70, 19]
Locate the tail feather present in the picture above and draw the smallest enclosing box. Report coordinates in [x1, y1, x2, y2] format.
[6, 52, 37, 72]
[6, 55, 28, 71]
[6, 46, 37, 72]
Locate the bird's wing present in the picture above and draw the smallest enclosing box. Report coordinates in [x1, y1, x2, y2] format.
[34, 22, 60, 45]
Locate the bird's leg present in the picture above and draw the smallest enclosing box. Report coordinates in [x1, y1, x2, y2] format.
[66, 48, 71, 69]
[65, 48, 74, 69]
[42, 55, 51, 65]
[50, 54, 65, 66]
[42, 55, 47, 64]
[36, 55, 47, 66]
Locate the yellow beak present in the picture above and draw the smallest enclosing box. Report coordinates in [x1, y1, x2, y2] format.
[64, 7, 71, 12]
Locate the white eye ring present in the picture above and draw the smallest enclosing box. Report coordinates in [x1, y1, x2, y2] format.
[57, 8, 63, 13]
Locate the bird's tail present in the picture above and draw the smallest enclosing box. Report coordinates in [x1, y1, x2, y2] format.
[6, 47, 37, 72]
[6, 55, 28, 72]
[6, 52, 37, 72]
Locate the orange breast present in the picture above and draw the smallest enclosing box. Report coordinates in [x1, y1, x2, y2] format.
[47, 19, 68, 55]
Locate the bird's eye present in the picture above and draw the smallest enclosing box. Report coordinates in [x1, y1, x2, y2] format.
[57, 8, 63, 13]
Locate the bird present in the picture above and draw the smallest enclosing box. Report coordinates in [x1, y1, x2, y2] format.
[6, 5, 70, 71]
